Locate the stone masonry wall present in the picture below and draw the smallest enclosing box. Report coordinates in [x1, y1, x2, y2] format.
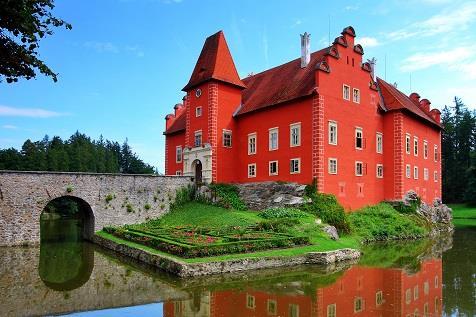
[0, 171, 192, 246]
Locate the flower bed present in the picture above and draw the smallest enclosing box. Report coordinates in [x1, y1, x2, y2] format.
[103, 225, 309, 258]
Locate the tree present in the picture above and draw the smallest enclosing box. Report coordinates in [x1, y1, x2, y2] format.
[0, 0, 72, 83]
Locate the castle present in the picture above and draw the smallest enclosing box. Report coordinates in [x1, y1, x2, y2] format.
[164, 26, 442, 210]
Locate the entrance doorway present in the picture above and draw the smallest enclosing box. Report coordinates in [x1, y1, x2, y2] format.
[192, 159, 203, 185]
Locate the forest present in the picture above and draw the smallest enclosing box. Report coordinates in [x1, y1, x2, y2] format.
[0, 131, 156, 174]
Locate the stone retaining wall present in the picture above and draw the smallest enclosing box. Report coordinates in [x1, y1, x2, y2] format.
[93, 234, 361, 277]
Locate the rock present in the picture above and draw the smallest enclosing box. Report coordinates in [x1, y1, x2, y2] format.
[273, 196, 283, 203]
[236, 182, 310, 210]
[323, 225, 339, 240]
[404, 190, 420, 206]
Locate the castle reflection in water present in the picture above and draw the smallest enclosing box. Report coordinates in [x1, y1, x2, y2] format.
[165, 259, 442, 317]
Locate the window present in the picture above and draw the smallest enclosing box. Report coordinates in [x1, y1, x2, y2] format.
[377, 164, 384, 178]
[343, 84, 350, 100]
[248, 163, 256, 178]
[356, 161, 363, 176]
[269, 161, 278, 176]
[353, 88, 360, 103]
[424, 168, 429, 181]
[434, 171, 438, 182]
[248, 133, 257, 155]
[223, 130, 232, 147]
[424, 281, 429, 295]
[267, 300, 277, 315]
[376, 291, 383, 306]
[414, 166, 419, 179]
[434, 145, 439, 161]
[328, 158, 338, 174]
[405, 289, 412, 304]
[355, 128, 363, 149]
[327, 304, 336, 317]
[194, 130, 202, 147]
[246, 294, 255, 309]
[414, 285, 419, 300]
[195, 106, 202, 117]
[289, 304, 299, 317]
[424, 303, 429, 316]
[435, 276, 439, 288]
[290, 123, 301, 147]
[269, 128, 279, 151]
[176, 146, 182, 163]
[406, 165, 411, 178]
[376, 132, 383, 153]
[195, 88, 202, 98]
[329, 121, 338, 145]
[175, 170, 182, 176]
[354, 297, 363, 313]
[424, 141, 428, 159]
[414, 137, 419, 156]
[290, 158, 300, 174]
[406, 134, 411, 154]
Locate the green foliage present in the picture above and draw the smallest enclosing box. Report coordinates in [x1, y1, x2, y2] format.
[208, 183, 246, 210]
[0, 132, 155, 174]
[259, 207, 309, 219]
[170, 185, 194, 210]
[144, 203, 151, 210]
[66, 185, 73, 193]
[0, 0, 72, 83]
[125, 203, 134, 213]
[348, 203, 427, 242]
[305, 177, 318, 196]
[391, 197, 421, 214]
[256, 218, 300, 232]
[300, 193, 351, 234]
[105, 193, 115, 203]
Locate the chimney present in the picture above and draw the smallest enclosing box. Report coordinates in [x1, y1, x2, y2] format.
[300, 32, 310, 68]
[430, 108, 441, 123]
[174, 103, 183, 117]
[420, 99, 431, 112]
[409, 92, 420, 104]
[367, 57, 377, 80]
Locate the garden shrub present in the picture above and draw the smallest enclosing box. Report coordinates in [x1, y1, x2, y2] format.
[208, 183, 246, 210]
[259, 207, 309, 219]
[256, 218, 300, 232]
[348, 203, 427, 242]
[300, 193, 351, 234]
[170, 185, 195, 210]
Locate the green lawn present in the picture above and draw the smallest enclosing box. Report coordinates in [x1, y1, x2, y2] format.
[448, 204, 476, 228]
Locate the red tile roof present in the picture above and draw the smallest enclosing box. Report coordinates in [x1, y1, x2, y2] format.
[236, 48, 327, 116]
[164, 112, 186, 135]
[377, 78, 441, 128]
[183, 31, 246, 91]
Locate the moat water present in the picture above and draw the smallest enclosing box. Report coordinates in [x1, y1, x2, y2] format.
[0, 218, 474, 317]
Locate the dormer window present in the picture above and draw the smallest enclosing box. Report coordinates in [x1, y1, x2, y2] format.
[195, 88, 202, 98]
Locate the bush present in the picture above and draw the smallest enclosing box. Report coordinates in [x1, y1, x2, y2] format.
[170, 185, 194, 210]
[259, 207, 309, 219]
[300, 193, 350, 234]
[348, 203, 427, 242]
[208, 183, 246, 210]
[144, 203, 151, 210]
[256, 218, 300, 232]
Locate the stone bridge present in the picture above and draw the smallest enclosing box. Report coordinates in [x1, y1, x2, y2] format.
[0, 171, 192, 246]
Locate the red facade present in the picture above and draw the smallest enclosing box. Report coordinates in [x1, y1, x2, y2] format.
[164, 26, 442, 210]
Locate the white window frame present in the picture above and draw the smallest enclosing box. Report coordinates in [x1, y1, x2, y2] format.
[328, 121, 338, 145]
[424, 140, 428, 159]
[354, 297, 364, 313]
[414, 166, 419, 179]
[353, 88, 360, 103]
[414, 137, 419, 156]
[355, 161, 363, 176]
[223, 129, 232, 148]
[376, 291, 383, 306]
[376, 132, 383, 154]
[267, 300, 277, 315]
[175, 170, 182, 176]
[434, 145, 438, 162]
[290, 122, 301, 147]
[328, 158, 338, 175]
[424, 168, 429, 181]
[343, 84, 350, 100]
[175, 146, 182, 163]
[406, 134, 411, 154]
[355, 127, 363, 150]
[248, 163, 256, 178]
[406, 164, 411, 178]
[269, 127, 279, 151]
[195, 106, 202, 117]
[327, 304, 336, 317]
[246, 294, 255, 309]
[269, 160, 278, 176]
[290, 158, 301, 174]
[248, 133, 257, 155]
[194, 130, 202, 147]
[376, 164, 384, 178]
[434, 171, 438, 182]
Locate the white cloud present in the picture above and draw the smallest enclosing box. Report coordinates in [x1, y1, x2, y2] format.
[344, 5, 359, 11]
[2, 124, 18, 129]
[291, 19, 303, 28]
[400, 47, 474, 72]
[388, 2, 476, 41]
[0, 105, 66, 118]
[358, 37, 380, 47]
[83, 41, 119, 54]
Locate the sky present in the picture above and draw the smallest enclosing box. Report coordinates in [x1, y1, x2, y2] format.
[1, 0, 475, 172]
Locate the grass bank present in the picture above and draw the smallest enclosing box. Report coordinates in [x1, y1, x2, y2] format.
[449, 204, 476, 228]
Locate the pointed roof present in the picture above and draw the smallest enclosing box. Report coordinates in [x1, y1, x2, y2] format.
[377, 78, 441, 128]
[183, 31, 246, 91]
